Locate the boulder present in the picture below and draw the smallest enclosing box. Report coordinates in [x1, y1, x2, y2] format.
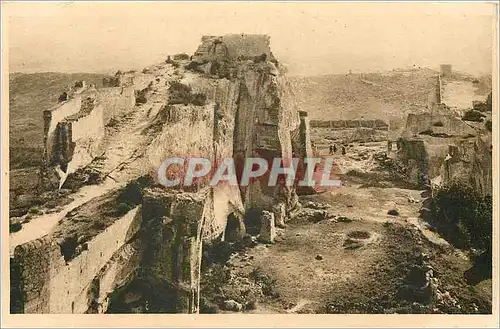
[223, 299, 243, 312]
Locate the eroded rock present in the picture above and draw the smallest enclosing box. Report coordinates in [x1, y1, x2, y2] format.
[258, 211, 276, 243]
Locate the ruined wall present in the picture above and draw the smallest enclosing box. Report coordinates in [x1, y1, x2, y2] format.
[193, 34, 272, 63]
[396, 110, 491, 195]
[310, 119, 389, 130]
[402, 113, 476, 139]
[394, 138, 430, 186]
[44, 84, 140, 187]
[11, 206, 141, 314]
[44, 95, 83, 164]
[144, 77, 244, 242]
[139, 189, 212, 313]
[99, 86, 136, 123]
[232, 62, 301, 211]
[22, 34, 308, 314]
[292, 111, 313, 158]
[10, 236, 58, 314]
[145, 104, 214, 171]
[61, 102, 105, 178]
[439, 135, 492, 196]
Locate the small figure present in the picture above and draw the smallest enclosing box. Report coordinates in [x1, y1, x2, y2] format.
[329, 145, 334, 155]
[333, 144, 337, 154]
[341, 145, 346, 155]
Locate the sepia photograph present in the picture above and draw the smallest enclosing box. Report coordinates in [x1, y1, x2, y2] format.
[1, 1, 498, 327]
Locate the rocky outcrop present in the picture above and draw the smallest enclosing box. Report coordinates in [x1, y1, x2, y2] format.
[393, 113, 492, 195]
[13, 34, 311, 314]
[10, 191, 142, 314]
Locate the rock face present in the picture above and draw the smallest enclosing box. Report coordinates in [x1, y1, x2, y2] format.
[393, 74, 492, 196]
[12, 34, 311, 314]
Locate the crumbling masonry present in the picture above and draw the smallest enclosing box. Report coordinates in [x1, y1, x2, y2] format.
[11, 34, 312, 314]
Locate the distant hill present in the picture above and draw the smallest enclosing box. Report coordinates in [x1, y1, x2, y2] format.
[9, 72, 107, 169]
[289, 68, 440, 122]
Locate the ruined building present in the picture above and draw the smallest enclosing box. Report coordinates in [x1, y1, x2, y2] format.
[390, 67, 492, 196]
[440, 64, 452, 78]
[11, 34, 312, 314]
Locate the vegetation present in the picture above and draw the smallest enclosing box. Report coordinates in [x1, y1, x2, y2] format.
[9, 72, 106, 169]
[472, 94, 492, 112]
[485, 120, 492, 132]
[173, 53, 190, 61]
[433, 182, 492, 256]
[168, 82, 207, 106]
[387, 209, 399, 216]
[135, 87, 150, 105]
[462, 110, 485, 122]
[249, 267, 277, 297]
[9, 222, 22, 233]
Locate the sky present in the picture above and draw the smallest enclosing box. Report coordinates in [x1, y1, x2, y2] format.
[4, 2, 497, 76]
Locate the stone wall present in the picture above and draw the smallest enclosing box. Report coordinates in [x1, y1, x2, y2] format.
[439, 135, 492, 196]
[43, 83, 140, 187]
[395, 111, 492, 195]
[44, 95, 83, 165]
[61, 101, 105, 178]
[310, 119, 388, 130]
[139, 188, 217, 313]
[11, 201, 141, 314]
[193, 34, 273, 63]
[17, 34, 309, 314]
[98, 86, 136, 123]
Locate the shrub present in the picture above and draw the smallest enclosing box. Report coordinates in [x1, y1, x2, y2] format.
[191, 93, 207, 106]
[388, 209, 399, 216]
[473, 96, 492, 112]
[485, 120, 492, 132]
[462, 110, 485, 122]
[135, 88, 148, 105]
[433, 121, 444, 127]
[114, 202, 132, 217]
[9, 222, 22, 233]
[250, 267, 277, 297]
[27, 207, 42, 215]
[58, 92, 68, 102]
[185, 61, 203, 72]
[173, 53, 190, 61]
[168, 82, 207, 106]
[117, 181, 143, 206]
[168, 82, 192, 105]
[433, 182, 492, 251]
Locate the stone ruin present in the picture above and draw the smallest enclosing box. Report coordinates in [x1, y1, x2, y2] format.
[11, 34, 314, 314]
[389, 70, 492, 196]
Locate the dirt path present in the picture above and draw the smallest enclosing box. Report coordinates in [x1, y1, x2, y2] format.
[9, 178, 119, 255]
[10, 91, 166, 255]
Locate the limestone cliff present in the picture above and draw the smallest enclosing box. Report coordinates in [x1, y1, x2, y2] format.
[13, 34, 310, 314]
[393, 110, 492, 195]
